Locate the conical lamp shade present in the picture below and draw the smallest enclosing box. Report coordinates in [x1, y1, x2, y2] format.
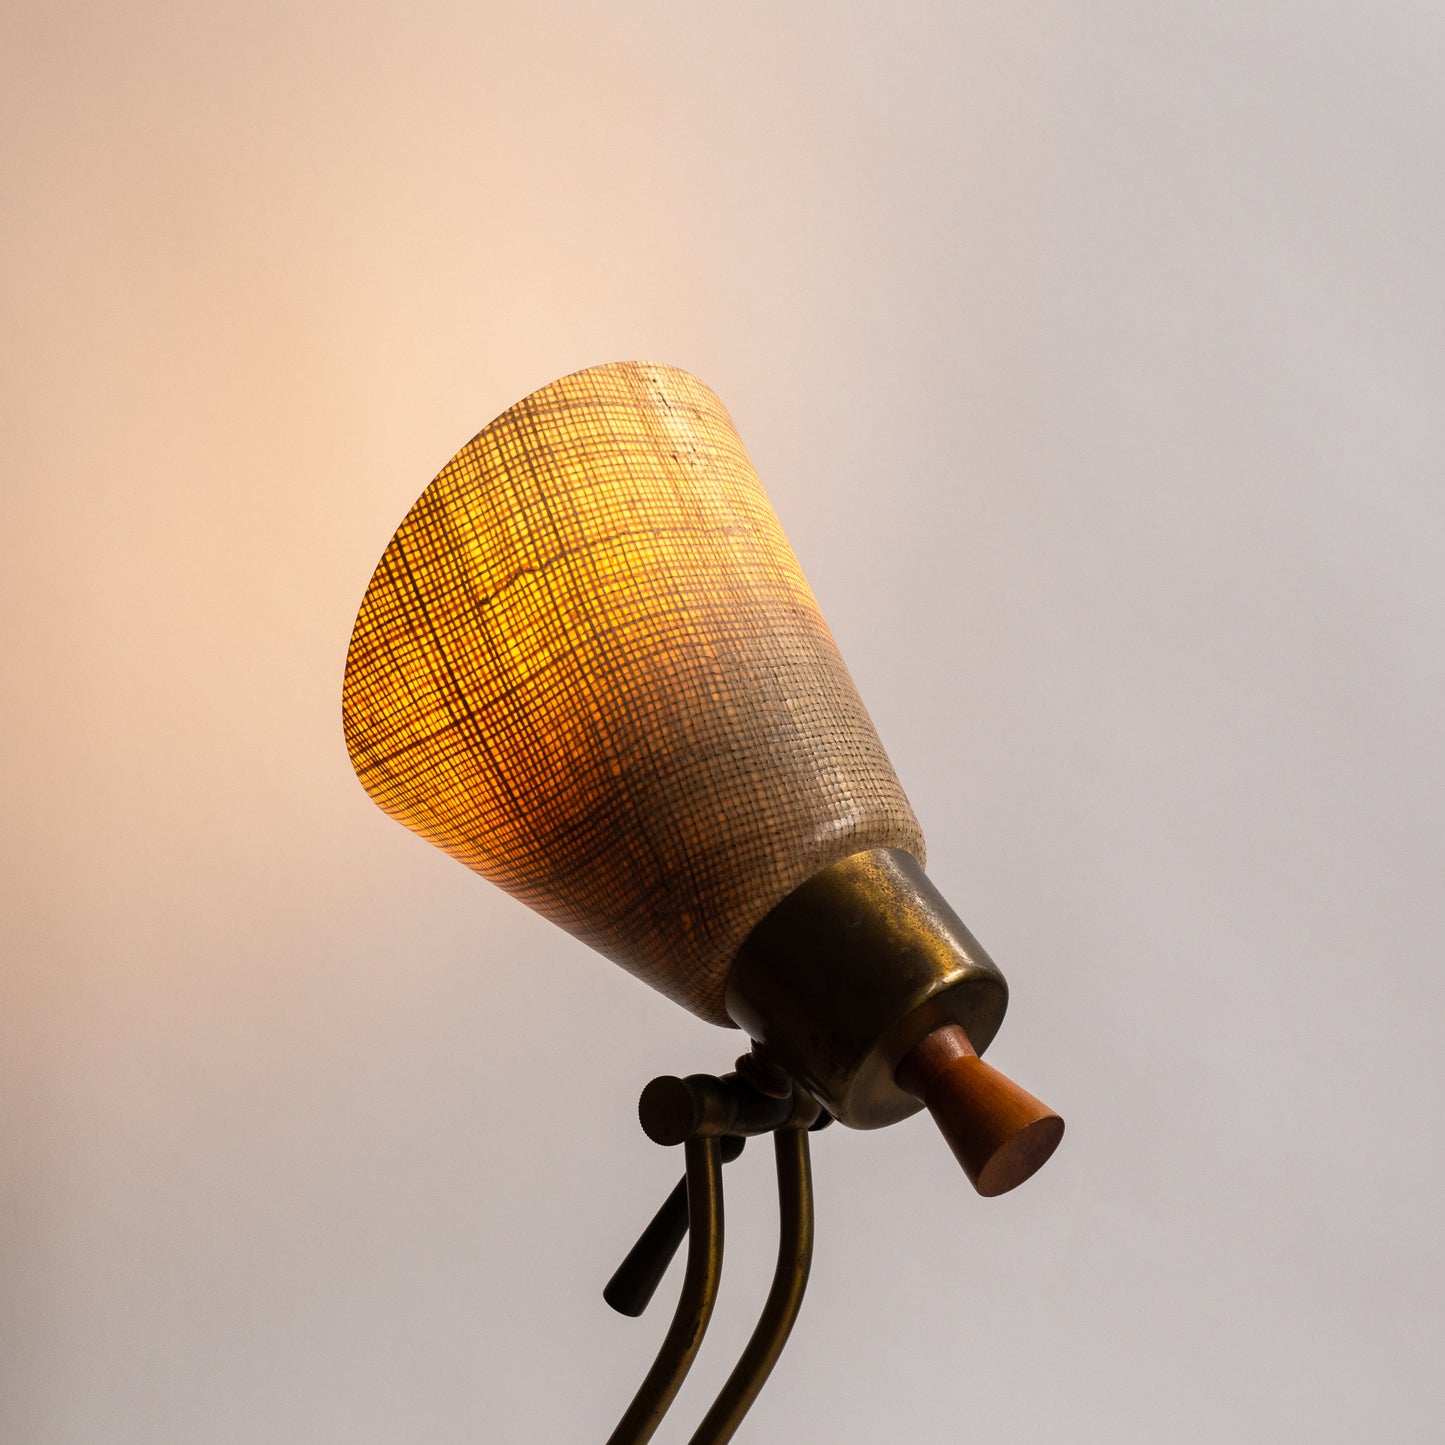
[342, 362, 923, 1026]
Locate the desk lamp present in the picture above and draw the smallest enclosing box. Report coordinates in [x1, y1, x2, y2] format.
[342, 361, 1063, 1443]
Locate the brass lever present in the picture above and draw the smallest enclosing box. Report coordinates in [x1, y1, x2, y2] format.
[604, 1135, 746, 1318]
[605, 1137, 725, 1445]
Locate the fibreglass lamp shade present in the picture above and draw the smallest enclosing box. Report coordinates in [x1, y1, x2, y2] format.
[343, 361, 1063, 1179]
[342, 362, 924, 1028]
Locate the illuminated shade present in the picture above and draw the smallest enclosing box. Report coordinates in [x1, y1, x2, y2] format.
[343, 361, 1061, 1188]
[342, 361, 923, 1027]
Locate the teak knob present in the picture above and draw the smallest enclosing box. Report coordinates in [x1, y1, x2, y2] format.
[896, 1024, 1064, 1196]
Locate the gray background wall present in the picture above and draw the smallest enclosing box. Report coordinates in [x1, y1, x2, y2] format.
[4, 4, 1442, 1441]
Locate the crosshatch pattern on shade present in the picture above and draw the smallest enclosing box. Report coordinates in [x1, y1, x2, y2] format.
[342, 362, 924, 1025]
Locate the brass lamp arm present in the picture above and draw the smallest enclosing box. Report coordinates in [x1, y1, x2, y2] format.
[605, 1136, 725, 1445]
[604, 1135, 746, 1319]
[604, 1061, 823, 1445]
[686, 1126, 815, 1445]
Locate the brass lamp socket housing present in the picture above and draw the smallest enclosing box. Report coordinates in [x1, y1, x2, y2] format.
[725, 848, 1009, 1129]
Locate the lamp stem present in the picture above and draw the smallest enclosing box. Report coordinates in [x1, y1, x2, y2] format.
[605, 1136, 725, 1445]
[686, 1126, 815, 1444]
[604, 1135, 746, 1319]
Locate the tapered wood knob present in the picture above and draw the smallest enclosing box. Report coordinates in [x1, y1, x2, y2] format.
[896, 1024, 1063, 1196]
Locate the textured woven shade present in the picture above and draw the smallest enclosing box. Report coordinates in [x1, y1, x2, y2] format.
[343, 362, 923, 1025]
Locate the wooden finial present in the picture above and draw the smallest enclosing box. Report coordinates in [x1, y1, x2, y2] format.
[896, 1025, 1063, 1196]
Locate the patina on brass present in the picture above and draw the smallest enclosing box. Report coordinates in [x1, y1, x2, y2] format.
[725, 847, 1009, 1128]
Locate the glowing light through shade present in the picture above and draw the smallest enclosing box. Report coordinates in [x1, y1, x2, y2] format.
[342, 362, 922, 1024]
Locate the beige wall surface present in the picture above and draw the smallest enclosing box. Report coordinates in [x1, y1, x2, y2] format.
[3, 4, 1442, 1441]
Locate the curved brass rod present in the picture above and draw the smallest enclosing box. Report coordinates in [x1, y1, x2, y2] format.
[604, 1135, 745, 1318]
[606, 1136, 725, 1445]
[686, 1127, 815, 1444]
